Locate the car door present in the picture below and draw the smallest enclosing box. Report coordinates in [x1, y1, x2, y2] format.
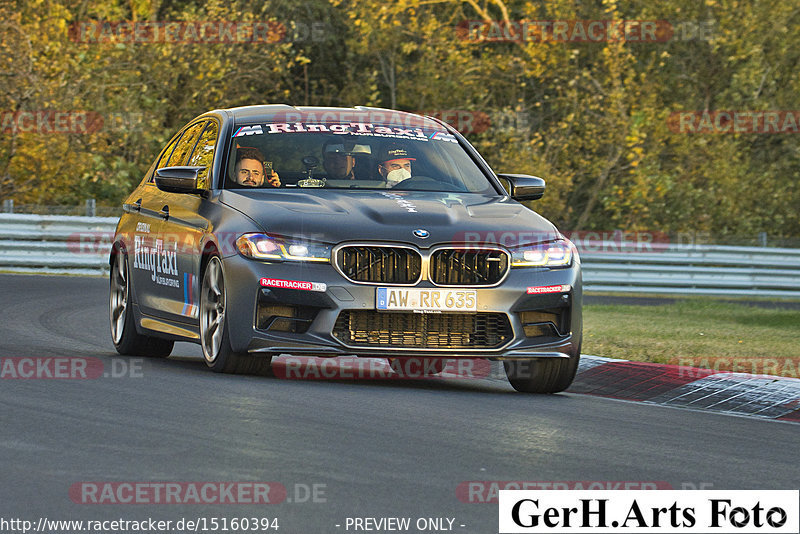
[153, 119, 218, 325]
[129, 131, 185, 319]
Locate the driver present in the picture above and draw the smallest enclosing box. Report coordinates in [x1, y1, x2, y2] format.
[322, 139, 356, 180]
[377, 145, 415, 187]
[233, 147, 281, 187]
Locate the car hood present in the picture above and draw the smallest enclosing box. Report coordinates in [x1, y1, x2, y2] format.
[218, 189, 559, 246]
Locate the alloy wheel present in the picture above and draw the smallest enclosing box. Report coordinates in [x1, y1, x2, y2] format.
[200, 257, 226, 363]
[109, 253, 128, 345]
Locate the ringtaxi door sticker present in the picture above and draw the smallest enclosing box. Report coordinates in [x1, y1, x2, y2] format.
[498, 490, 799, 533]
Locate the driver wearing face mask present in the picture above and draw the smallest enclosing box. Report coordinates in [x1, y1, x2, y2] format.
[377, 145, 415, 187]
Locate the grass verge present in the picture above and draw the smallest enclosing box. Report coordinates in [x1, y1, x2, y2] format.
[583, 300, 800, 378]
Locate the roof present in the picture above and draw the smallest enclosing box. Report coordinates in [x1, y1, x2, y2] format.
[212, 105, 444, 129]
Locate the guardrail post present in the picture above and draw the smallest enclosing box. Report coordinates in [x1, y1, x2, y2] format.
[758, 232, 767, 247]
[85, 198, 96, 217]
[2, 199, 12, 213]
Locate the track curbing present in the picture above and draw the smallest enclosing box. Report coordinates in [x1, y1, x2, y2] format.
[569, 355, 800, 422]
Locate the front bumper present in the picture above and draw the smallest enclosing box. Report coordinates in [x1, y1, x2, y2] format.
[221, 255, 582, 359]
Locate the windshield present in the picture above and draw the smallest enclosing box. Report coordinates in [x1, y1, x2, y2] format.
[224, 114, 496, 194]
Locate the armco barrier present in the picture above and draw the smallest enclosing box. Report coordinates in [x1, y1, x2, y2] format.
[0, 213, 117, 275]
[1, 213, 799, 298]
[580, 242, 800, 298]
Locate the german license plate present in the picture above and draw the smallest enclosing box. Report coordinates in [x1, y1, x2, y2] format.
[376, 288, 477, 312]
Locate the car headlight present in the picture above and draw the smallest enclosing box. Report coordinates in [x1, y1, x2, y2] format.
[236, 233, 331, 263]
[510, 239, 573, 268]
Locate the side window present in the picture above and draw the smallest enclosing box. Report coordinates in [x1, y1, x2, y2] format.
[147, 134, 182, 183]
[167, 122, 206, 167]
[187, 121, 219, 189]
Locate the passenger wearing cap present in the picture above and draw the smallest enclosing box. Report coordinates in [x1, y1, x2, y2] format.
[233, 147, 281, 188]
[322, 139, 356, 180]
[378, 145, 415, 187]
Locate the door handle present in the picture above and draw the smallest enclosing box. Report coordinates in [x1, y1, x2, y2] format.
[159, 205, 169, 220]
[123, 198, 142, 213]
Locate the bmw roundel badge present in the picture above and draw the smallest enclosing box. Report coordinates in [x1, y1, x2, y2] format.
[413, 229, 430, 239]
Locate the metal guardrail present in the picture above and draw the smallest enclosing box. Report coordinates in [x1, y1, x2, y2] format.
[2, 213, 800, 298]
[581, 243, 800, 298]
[0, 214, 117, 275]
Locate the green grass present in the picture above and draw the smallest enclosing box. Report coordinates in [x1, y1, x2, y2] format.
[583, 300, 800, 377]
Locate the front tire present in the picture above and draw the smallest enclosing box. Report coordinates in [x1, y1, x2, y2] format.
[109, 250, 173, 357]
[503, 348, 580, 394]
[199, 255, 272, 375]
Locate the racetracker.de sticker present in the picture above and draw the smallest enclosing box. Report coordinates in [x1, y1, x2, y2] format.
[259, 278, 327, 292]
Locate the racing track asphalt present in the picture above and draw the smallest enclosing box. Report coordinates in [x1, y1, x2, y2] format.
[0, 274, 797, 533]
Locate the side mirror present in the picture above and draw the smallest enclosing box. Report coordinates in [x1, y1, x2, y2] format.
[155, 166, 205, 194]
[497, 174, 546, 201]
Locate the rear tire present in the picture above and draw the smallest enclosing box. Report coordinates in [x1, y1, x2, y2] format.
[199, 255, 272, 375]
[109, 250, 174, 358]
[503, 348, 580, 394]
